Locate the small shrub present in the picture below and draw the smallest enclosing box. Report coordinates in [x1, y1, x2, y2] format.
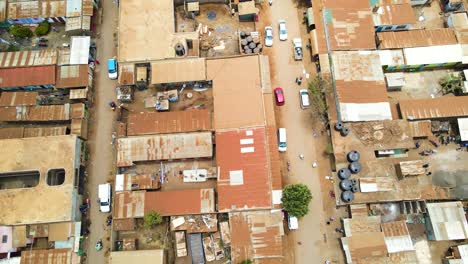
[240, 260, 253, 264]
[9, 25, 33, 38]
[6, 45, 19, 52]
[143, 211, 163, 229]
[34, 21, 50, 36]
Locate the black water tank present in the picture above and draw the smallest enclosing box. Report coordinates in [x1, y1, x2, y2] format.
[350, 178, 358, 185]
[334, 122, 343, 131]
[340, 127, 350, 137]
[175, 43, 185, 56]
[338, 168, 351, 180]
[349, 161, 362, 174]
[341, 191, 354, 203]
[347, 150, 360, 162]
[351, 186, 359, 193]
[340, 179, 352, 191]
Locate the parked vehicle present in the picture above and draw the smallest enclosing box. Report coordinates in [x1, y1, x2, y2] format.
[274, 87, 285, 106]
[293, 38, 303, 60]
[278, 20, 288, 40]
[278, 128, 287, 152]
[288, 215, 298, 230]
[299, 89, 310, 109]
[107, 58, 118, 80]
[264, 26, 273, 47]
[98, 183, 111, 213]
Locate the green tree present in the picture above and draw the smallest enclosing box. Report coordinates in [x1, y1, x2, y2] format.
[34, 21, 50, 36]
[325, 142, 334, 155]
[240, 260, 253, 264]
[307, 75, 329, 124]
[9, 25, 33, 38]
[439, 74, 463, 95]
[281, 184, 312, 218]
[143, 211, 163, 229]
[6, 44, 19, 52]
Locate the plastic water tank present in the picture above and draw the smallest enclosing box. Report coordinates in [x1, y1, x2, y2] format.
[175, 43, 185, 56]
[340, 127, 350, 137]
[334, 122, 344, 131]
[341, 191, 354, 203]
[338, 168, 351, 180]
[347, 150, 360, 162]
[349, 161, 362, 174]
[340, 179, 352, 191]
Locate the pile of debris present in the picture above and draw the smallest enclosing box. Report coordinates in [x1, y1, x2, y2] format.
[240, 31, 262, 54]
[353, 122, 402, 145]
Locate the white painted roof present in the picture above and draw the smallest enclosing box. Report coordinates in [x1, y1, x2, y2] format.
[403, 44, 462, 65]
[458, 118, 468, 141]
[70, 36, 90, 64]
[340, 102, 393, 122]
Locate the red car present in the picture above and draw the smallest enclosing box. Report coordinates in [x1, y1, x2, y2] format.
[274, 87, 285, 106]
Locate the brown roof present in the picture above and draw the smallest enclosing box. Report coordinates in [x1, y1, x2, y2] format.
[23, 126, 67, 137]
[127, 110, 212, 136]
[381, 220, 410, 237]
[324, 7, 376, 50]
[82, 0, 93, 16]
[399, 96, 468, 120]
[118, 63, 135, 85]
[144, 188, 215, 216]
[373, 4, 415, 26]
[116, 132, 213, 167]
[207, 56, 265, 130]
[0, 65, 56, 88]
[55, 65, 89, 88]
[113, 218, 135, 231]
[216, 127, 272, 212]
[0, 91, 38, 106]
[20, 249, 77, 264]
[0, 127, 24, 139]
[409, 120, 432, 137]
[347, 233, 388, 261]
[109, 250, 164, 264]
[323, 0, 371, 9]
[0, 0, 6, 21]
[114, 191, 145, 219]
[116, 173, 160, 191]
[39, 0, 67, 18]
[0, 103, 84, 122]
[150, 58, 206, 84]
[377, 29, 458, 49]
[0, 49, 57, 68]
[229, 210, 283, 263]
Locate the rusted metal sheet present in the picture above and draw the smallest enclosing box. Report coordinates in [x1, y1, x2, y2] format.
[400, 96, 468, 120]
[23, 126, 67, 137]
[0, 103, 84, 121]
[398, 160, 425, 177]
[377, 29, 458, 49]
[114, 191, 145, 219]
[7, 0, 39, 19]
[40, 0, 66, 18]
[115, 174, 160, 192]
[70, 118, 87, 139]
[144, 188, 215, 216]
[127, 110, 212, 136]
[0, 65, 56, 88]
[0, 92, 38, 106]
[82, 0, 93, 16]
[0, 49, 57, 68]
[0, 127, 24, 139]
[112, 218, 135, 231]
[56, 65, 89, 88]
[116, 132, 213, 167]
[216, 127, 272, 212]
[20, 248, 76, 264]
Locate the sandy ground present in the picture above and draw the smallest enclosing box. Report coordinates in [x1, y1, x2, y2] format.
[84, 1, 118, 263]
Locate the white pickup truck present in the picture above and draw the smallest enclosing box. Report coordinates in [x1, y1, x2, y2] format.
[293, 38, 303, 61]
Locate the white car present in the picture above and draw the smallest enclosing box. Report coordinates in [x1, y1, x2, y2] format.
[299, 89, 310, 109]
[98, 183, 111, 213]
[279, 20, 288, 41]
[264, 26, 273, 47]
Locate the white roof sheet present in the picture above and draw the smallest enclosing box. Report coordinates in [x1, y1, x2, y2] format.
[70, 36, 90, 64]
[115, 174, 124, 192]
[379, 49, 405, 66]
[458, 118, 468, 141]
[384, 235, 414, 253]
[459, 244, 468, 263]
[272, 190, 282, 205]
[340, 102, 393, 122]
[403, 44, 462, 65]
[426, 202, 468, 241]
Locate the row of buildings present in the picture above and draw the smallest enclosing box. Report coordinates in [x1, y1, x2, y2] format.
[310, 0, 468, 263]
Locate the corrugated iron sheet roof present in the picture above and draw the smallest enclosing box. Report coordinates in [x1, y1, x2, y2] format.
[0, 49, 57, 68]
[373, 3, 415, 26]
[20, 249, 77, 264]
[229, 211, 283, 263]
[66, 0, 81, 17]
[0, 127, 24, 139]
[0, 0, 6, 21]
[23, 126, 67, 137]
[399, 96, 468, 120]
[116, 132, 213, 167]
[113, 218, 135, 231]
[55, 65, 89, 88]
[115, 174, 160, 191]
[0, 65, 55, 88]
[0, 92, 38, 106]
[70, 36, 90, 64]
[323, 7, 376, 50]
[39, 0, 66, 18]
[0, 103, 83, 121]
[216, 127, 272, 212]
[144, 188, 215, 216]
[207, 56, 265, 130]
[114, 191, 145, 219]
[7, 0, 39, 19]
[127, 110, 212, 136]
[409, 120, 432, 137]
[377, 29, 458, 49]
[69, 88, 88, 99]
[151, 58, 206, 84]
[118, 63, 135, 85]
[110, 250, 165, 264]
[82, 0, 93, 15]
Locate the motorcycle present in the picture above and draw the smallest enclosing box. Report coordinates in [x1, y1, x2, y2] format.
[287, 161, 290, 171]
[107, 216, 112, 226]
[269, 0, 272, 6]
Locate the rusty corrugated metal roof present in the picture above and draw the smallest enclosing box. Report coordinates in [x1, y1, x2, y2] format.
[0, 127, 24, 139]
[8, 0, 39, 19]
[39, 0, 66, 18]
[118, 63, 135, 85]
[20, 249, 76, 264]
[229, 211, 283, 263]
[82, 0, 93, 15]
[0, 0, 6, 21]
[23, 126, 67, 137]
[399, 96, 468, 120]
[127, 110, 212, 136]
[216, 127, 272, 212]
[0, 65, 55, 88]
[116, 132, 213, 167]
[55, 65, 89, 88]
[0, 103, 83, 121]
[373, 3, 415, 26]
[144, 188, 215, 216]
[114, 191, 145, 219]
[150, 58, 206, 84]
[377, 29, 458, 49]
[0, 91, 38, 106]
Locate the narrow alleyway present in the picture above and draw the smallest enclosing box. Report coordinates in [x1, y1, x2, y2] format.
[85, 1, 118, 263]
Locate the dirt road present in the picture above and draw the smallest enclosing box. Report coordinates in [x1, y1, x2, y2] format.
[266, 0, 329, 263]
[85, 1, 118, 263]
